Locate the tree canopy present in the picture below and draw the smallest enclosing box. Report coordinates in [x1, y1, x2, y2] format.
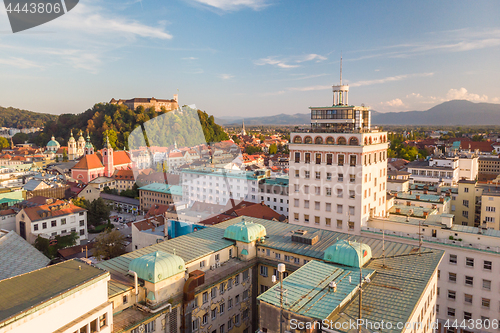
[93, 230, 127, 261]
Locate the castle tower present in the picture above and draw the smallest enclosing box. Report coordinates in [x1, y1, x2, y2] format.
[68, 131, 77, 160]
[102, 134, 114, 177]
[84, 133, 94, 155]
[77, 131, 86, 157]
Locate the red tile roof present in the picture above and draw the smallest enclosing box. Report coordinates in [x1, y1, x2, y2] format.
[0, 209, 16, 216]
[145, 204, 172, 218]
[112, 151, 132, 166]
[72, 154, 104, 170]
[23, 201, 86, 222]
[114, 169, 135, 180]
[132, 217, 165, 231]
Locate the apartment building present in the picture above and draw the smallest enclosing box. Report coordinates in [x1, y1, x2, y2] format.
[15, 198, 87, 244]
[139, 183, 183, 211]
[0, 259, 112, 333]
[367, 214, 500, 333]
[407, 157, 460, 186]
[478, 156, 500, 182]
[181, 167, 270, 206]
[289, 83, 388, 233]
[257, 177, 289, 217]
[96, 216, 442, 333]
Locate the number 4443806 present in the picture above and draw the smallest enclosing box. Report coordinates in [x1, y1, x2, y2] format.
[5, 2, 62, 14]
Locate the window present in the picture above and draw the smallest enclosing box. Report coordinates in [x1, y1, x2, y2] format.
[304, 200, 309, 209]
[220, 303, 225, 314]
[235, 314, 240, 325]
[448, 290, 456, 300]
[243, 309, 249, 319]
[326, 154, 333, 165]
[337, 204, 343, 214]
[464, 187, 469, 193]
[348, 221, 354, 230]
[294, 152, 300, 163]
[193, 319, 199, 331]
[228, 297, 233, 309]
[243, 290, 249, 300]
[304, 186, 309, 194]
[42, 222, 47, 229]
[33, 224, 38, 231]
[350, 155, 356, 166]
[243, 270, 249, 280]
[463, 200, 469, 208]
[211, 287, 217, 299]
[483, 279, 491, 290]
[484, 260, 492, 270]
[294, 213, 299, 221]
[304, 214, 309, 223]
[305, 153, 310, 164]
[212, 308, 217, 320]
[304, 171, 310, 179]
[275, 253, 281, 260]
[465, 257, 474, 267]
[315, 172, 321, 180]
[326, 188, 331, 196]
[349, 190, 355, 199]
[325, 218, 331, 226]
[202, 314, 208, 325]
[61, 218, 66, 225]
[337, 189, 343, 198]
[203, 292, 208, 304]
[314, 216, 320, 224]
[294, 257, 300, 264]
[462, 211, 469, 218]
[260, 265, 268, 277]
[315, 153, 321, 164]
[284, 255, 290, 262]
[228, 319, 233, 330]
[337, 219, 342, 229]
[349, 174, 355, 183]
[338, 155, 344, 166]
[486, 206, 496, 212]
[464, 311, 472, 320]
[51, 220, 57, 227]
[326, 203, 331, 212]
[295, 170, 299, 178]
[482, 298, 491, 308]
[338, 173, 343, 182]
[449, 254, 457, 264]
[235, 294, 240, 304]
[79, 220, 85, 227]
[464, 294, 473, 304]
[227, 278, 232, 290]
[229, 249, 232, 258]
[80, 229, 85, 236]
[315, 187, 320, 195]
[315, 201, 320, 210]
[447, 307, 455, 317]
[215, 254, 220, 261]
[465, 276, 473, 286]
[326, 172, 332, 180]
[448, 272, 456, 283]
[220, 282, 225, 294]
[349, 206, 355, 216]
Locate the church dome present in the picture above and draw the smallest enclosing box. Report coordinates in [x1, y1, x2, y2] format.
[46, 136, 60, 148]
[224, 219, 266, 243]
[323, 239, 372, 268]
[128, 251, 186, 283]
[68, 131, 76, 143]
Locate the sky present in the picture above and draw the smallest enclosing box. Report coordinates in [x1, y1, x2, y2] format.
[1, 0, 500, 117]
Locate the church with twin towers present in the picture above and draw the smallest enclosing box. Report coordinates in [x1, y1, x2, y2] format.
[288, 60, 389, 234]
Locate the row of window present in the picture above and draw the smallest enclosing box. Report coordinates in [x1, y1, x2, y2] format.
[445, 289, 493, 308]
[33, 219, 84, 231]
[448, 255, 492, 270]
[293, 152, 386, 165]
[259, 248, 309, 265]
[293, 213, 356, 229]
[201, 271, 249, 303]
[292, 134, 386, 145]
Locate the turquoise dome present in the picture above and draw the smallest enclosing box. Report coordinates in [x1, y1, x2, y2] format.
[323, 239, 372, 268]
[128, 251, 186, 283]
[47, 136, 60, 147]
[224, 220, 266, 243]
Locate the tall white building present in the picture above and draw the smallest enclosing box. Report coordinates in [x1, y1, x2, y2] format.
[289, 72, 388, 233]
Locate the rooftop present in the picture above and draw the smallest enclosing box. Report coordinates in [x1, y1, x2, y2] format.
[100, 193, 140, 206]
[394, 192, 450, 203]
[0, 260, 108, 328]
[138, 183, 183, 196]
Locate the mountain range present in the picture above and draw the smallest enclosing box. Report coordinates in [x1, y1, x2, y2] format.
[216, 100, 500, 126]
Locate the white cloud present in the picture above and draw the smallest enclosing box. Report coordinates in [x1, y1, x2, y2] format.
[406, 93, 423, 98]
[218, 74, 234, 80]
[189, 0, 269, 11]
[0, 57, 43, 69]
[350, 72, 434, 87]
[182, 57, 198, 60]
[446, 87, 488, 102]
[382, 98, 405, 107]
[255, 53, 327, 69]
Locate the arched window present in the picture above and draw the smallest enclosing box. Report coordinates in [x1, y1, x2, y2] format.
[315, 137, 323, 144]
[349, 137, 359, 146]
[304, 136, 313, 144]
[326, 137, 334, 145]
[364, 138, 368, 145]
[337, 137, 346, 145]
[383, 135, 387, 143]
[369, 137, 372, 144]
[293, 136, 302, 144]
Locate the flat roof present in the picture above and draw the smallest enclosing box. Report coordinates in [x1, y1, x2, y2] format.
[0, 260, 108, 328]
[138, 183, 183, 196]
[395, 192, 450, 203]
[100, 193, 140, 206]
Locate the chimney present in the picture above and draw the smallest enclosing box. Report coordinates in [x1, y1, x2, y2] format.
[439, 197, 444, 203]
[406, 201, 411, 206]
[424, 190, 428, 194]
[395, 208, 401, 214]
[416, 195, 420, 200]
[423, 211, 429, 218]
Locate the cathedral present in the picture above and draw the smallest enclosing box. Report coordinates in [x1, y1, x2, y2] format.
[71, 133, 132, 184]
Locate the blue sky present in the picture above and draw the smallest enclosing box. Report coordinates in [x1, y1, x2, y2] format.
[1, 0, 500, 117]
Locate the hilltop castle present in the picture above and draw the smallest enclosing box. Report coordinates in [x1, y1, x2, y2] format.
[109, 94, 179, 112]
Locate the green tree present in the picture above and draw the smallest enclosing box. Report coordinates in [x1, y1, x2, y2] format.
[12, 132, 29, 144]
[120, 183, 139, 199]
[72, 197, 89, 209]
[269, 143, 278, 155]
[102, 129, 118, 149]
[62, 148, 68, 162]
[232, 135, 241, 144]
[245, 145, 262, 154]
[87, 197, 111, 227]
[0, 137, 9, 150]
[93, 230, 127, 260]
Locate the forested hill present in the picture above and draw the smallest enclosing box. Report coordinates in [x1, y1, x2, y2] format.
[0, 106, 58, 128]
[30, 103, 228, 149]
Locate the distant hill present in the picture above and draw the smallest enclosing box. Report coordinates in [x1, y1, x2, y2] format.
[217, 113, 310, 126]
[371, 100, 500, 125]
[0, 106, 58, 128]
[218, 100, 500, 126]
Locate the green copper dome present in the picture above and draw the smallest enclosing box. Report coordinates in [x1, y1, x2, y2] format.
[224, 220, 266, 243]
[46, 136, 60, 147]
[128, 251, 186, 283]
[323, 239, 372, 268]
